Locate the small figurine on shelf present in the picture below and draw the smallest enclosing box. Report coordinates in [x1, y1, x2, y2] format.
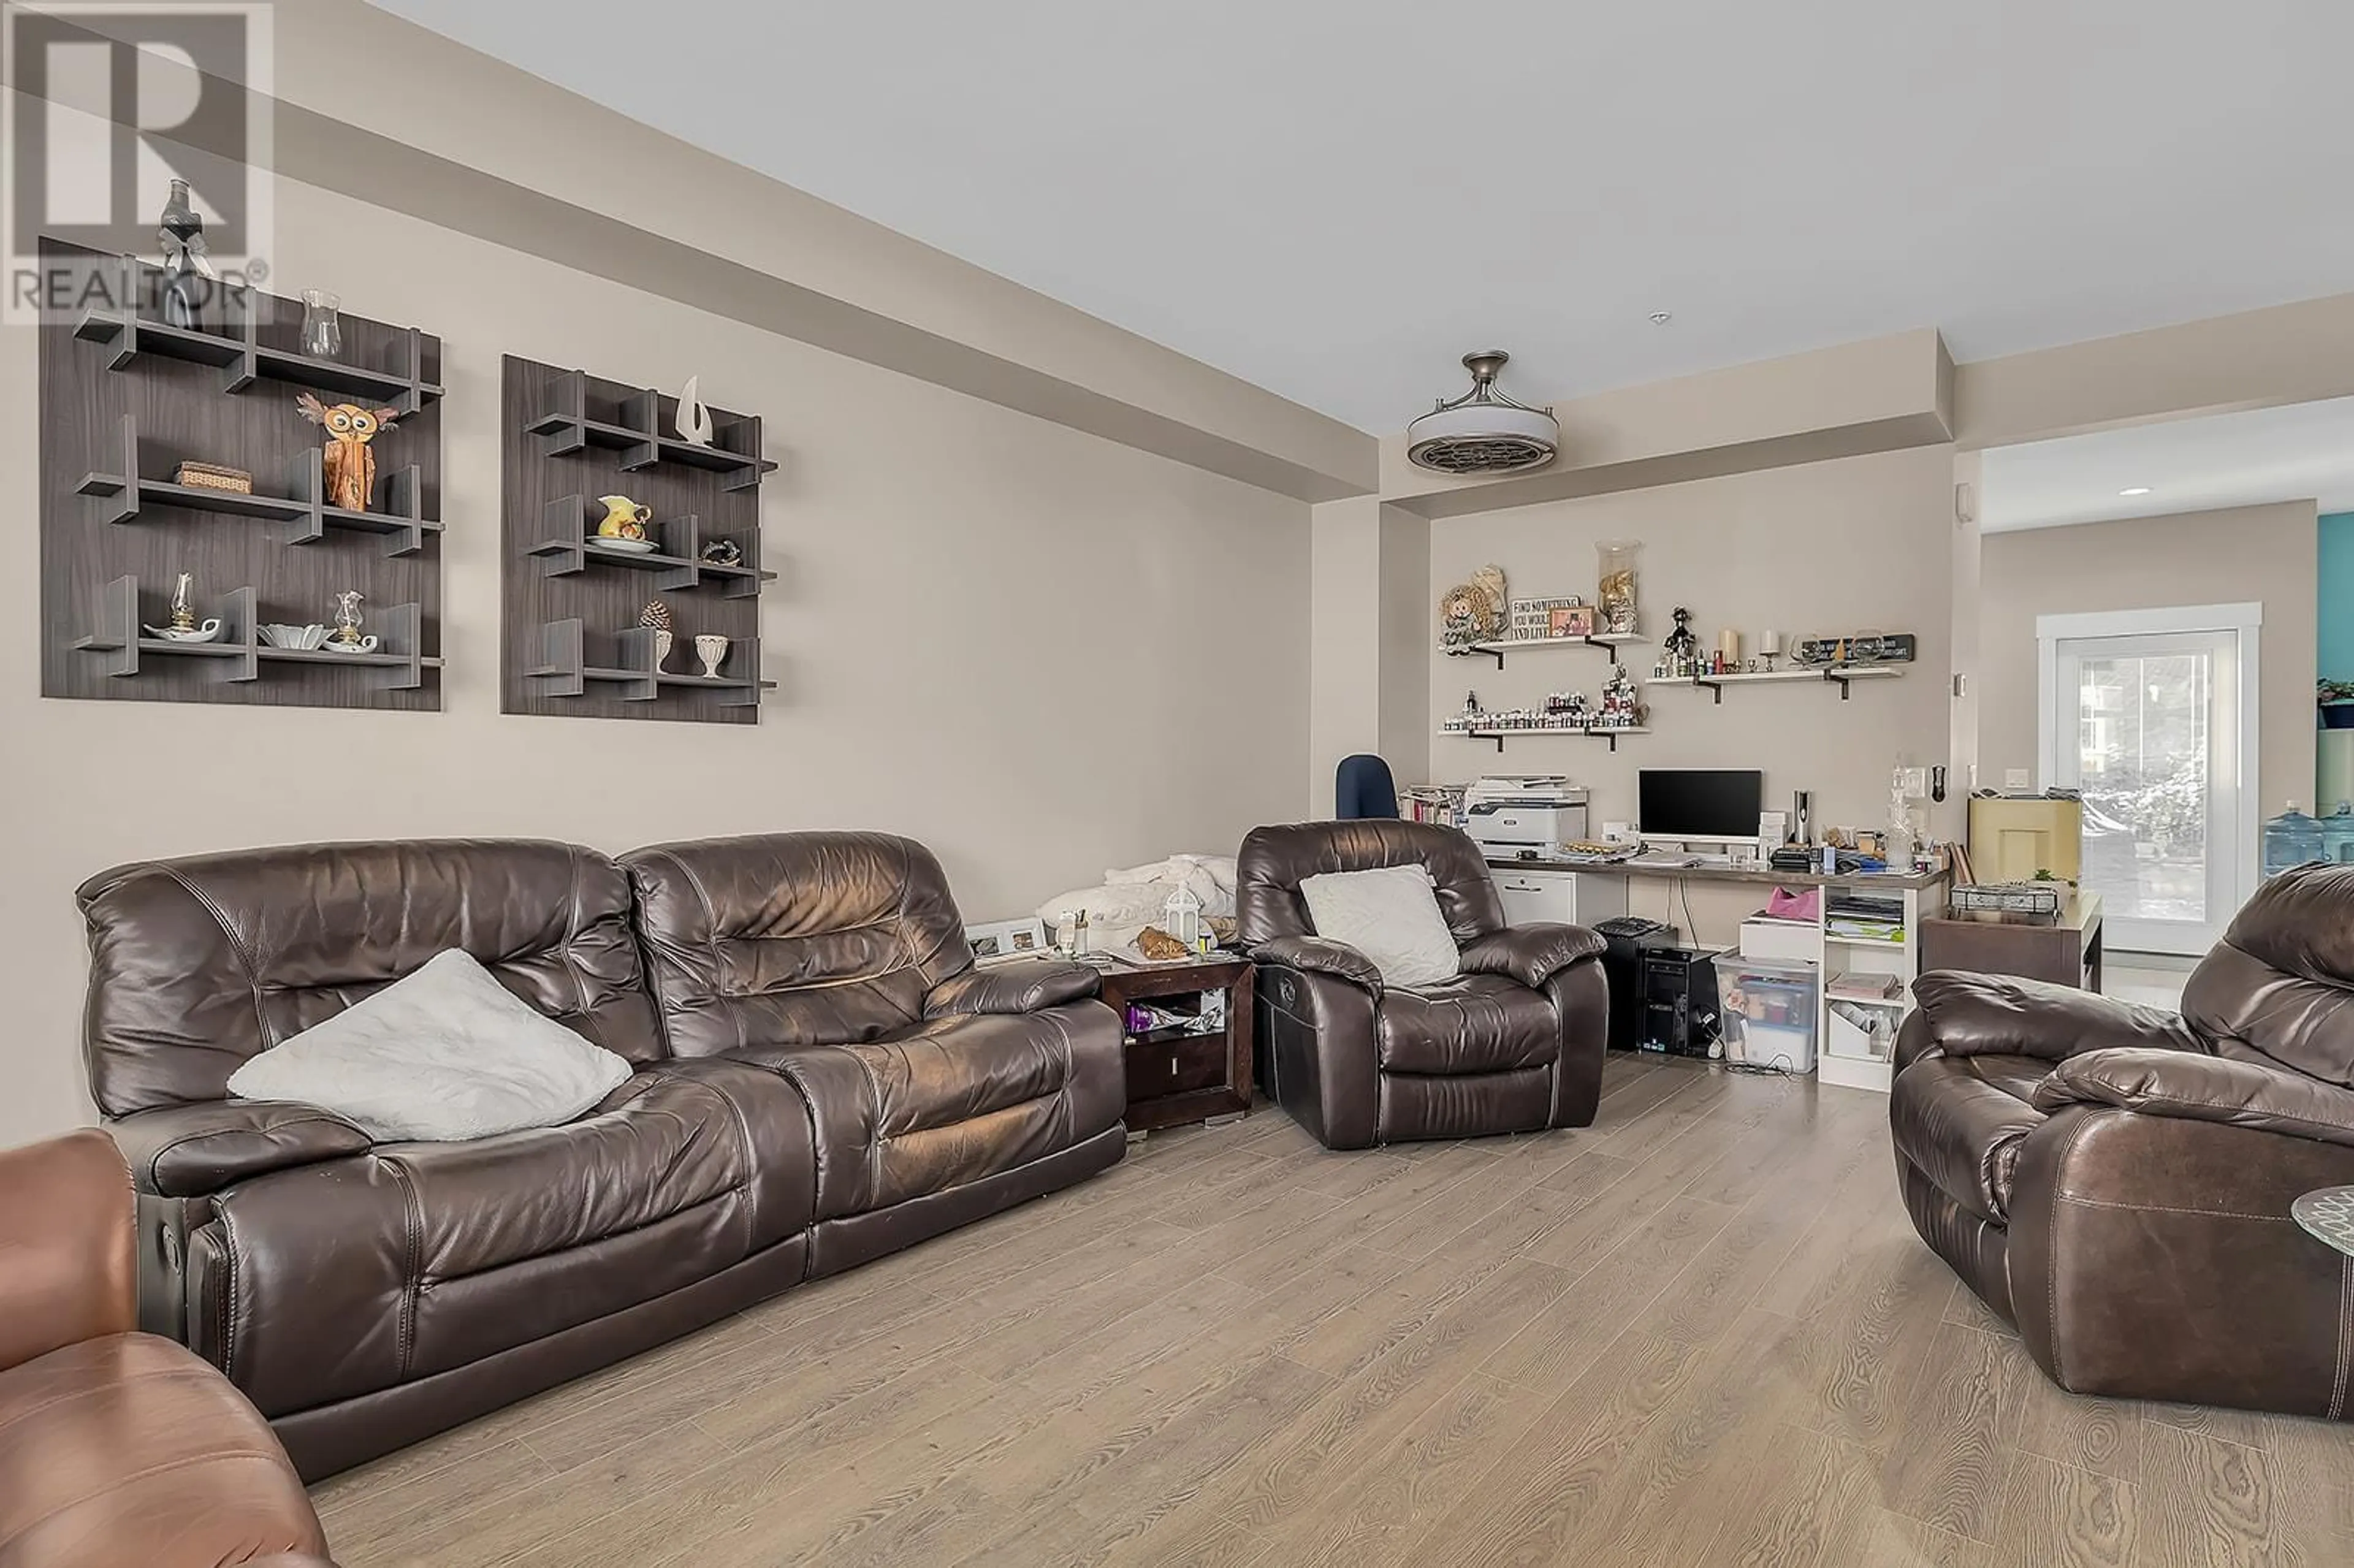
[295, 394, 401, 512]
[156, 178, 219, 329]
[326, 589, 378, 655]
[1598, 665, 1645, 730]
[675, 376, 716, 447]
[698, 538, 743, 567]
[1438, 565, 1508, 651]
[1662, 606, 1700, 679]
[640, 599, 674, 672]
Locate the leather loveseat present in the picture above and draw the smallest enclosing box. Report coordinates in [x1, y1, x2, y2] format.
[77, 832, 1122, 1481]
[1236, 820, 1609, 1149]
[0, 1129, 337, 1567]
[1892, 862, 2354, 1416]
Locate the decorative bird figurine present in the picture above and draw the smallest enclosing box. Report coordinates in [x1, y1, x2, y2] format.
[295, 393, 400, 512]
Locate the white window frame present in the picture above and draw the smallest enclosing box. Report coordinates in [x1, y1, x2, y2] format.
[2035, 602, 2263, 928]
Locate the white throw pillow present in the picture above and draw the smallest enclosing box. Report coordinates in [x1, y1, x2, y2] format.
[1298, 864, 1461, 989]
[226, 949, 634, 1143]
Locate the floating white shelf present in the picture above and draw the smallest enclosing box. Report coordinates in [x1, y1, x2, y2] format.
[1447, 632, 1646, 669]
[1644, 664, 1903, 703]
[1439, 725, 1650, 755]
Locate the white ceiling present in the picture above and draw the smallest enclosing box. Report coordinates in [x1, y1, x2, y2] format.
[1979, 397, 2354, 532]
[370, 0, 2354, 435]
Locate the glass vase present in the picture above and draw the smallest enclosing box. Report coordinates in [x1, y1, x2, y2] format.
[1597, 541, 1640, 636]
[300, 289, 342, 359]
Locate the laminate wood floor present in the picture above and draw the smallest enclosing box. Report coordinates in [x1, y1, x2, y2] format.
[314, 1056, 2354, 1568]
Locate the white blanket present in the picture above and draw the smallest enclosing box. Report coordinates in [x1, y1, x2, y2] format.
[1037, 854, 1238, 956]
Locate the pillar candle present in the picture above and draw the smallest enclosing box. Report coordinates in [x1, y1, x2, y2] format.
[1761, 630, 1785, 658]
[1718, 629, 1740, 663]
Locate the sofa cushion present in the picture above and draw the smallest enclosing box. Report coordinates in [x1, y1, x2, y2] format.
[1376, 974, 1560, 1075]
[192, 1062, 813, 1417]
[1891, 1052, 2051, 1225]
[0, 1334, 327, 1566]
[732, 1002, 1124, 1221]
[225, 949, 634, 1143]
[1299, 864, 1461, 989]
[78, 839, 663, 1117]
[625, 832, 978, 1059]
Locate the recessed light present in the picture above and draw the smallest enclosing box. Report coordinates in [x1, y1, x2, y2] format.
[1648, 311, 1673, 325]
[2119, 486, 2152, 497]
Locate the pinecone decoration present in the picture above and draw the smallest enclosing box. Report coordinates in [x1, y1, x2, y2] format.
[638, 599, 672, 632]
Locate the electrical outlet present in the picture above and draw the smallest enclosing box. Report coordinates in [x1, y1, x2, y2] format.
[2005, 769, 2030, 791]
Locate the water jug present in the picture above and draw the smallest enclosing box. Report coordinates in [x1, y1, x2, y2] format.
[2325, 802, 2354, 865]
[2263, 801, 2325, 880]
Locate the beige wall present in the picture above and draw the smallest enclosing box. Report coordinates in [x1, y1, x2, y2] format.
[1425, 446, 1959, 943]
[0, 178, 1312, 1146]
[1978, 503, 2319, 820]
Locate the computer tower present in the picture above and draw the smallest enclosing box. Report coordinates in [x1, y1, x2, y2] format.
[1639, 945, 1722, 1058]
[1597, 920, 1678, 1052]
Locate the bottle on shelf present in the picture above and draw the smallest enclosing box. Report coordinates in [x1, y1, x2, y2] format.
[2263, 801, 2325, 880]
[2323, 802, 2354, 866]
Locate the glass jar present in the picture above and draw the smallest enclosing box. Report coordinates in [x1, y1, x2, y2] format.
[300, 289, 342, 359]
[1597, 541, 1640, 635]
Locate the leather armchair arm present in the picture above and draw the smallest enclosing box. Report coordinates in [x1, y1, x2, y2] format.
[1911, 970, 2207, 1062]
[0, 1129, 135, 1371]
[2032, 1048, 2354, 1150]
[1457, 922, 1606, 989]
[924, 959, 1100, 1018]
[1252, 935, 1383, 997]
[108, 1100, 373, 1199]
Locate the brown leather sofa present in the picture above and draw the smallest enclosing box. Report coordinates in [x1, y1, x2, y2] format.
[0, 1129, 337, 1567]
[1893, 862, 2354, 1416]
[1236, 820, 1609, 1149]
[77, 832, 1122, 1482]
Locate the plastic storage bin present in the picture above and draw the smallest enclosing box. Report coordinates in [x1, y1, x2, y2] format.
[1718, 957, 1819, 1074]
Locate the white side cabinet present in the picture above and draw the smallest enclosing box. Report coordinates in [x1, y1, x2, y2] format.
[1490, 867, 1628, 929]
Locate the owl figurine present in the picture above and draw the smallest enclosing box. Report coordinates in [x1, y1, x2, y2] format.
[295, 392, 401, 512]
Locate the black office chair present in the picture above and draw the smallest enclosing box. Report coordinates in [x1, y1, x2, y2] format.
[1335, 755, 1399, 820]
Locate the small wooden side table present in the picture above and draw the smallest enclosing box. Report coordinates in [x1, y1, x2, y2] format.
[1919, 892, 2104, 992]
[1094, 954, 1254, 1135]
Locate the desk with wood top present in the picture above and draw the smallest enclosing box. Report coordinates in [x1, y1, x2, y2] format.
[1482, 857, 1949, 1093]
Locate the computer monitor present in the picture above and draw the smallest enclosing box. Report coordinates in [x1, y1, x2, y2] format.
[1638, 768, 1765, 841]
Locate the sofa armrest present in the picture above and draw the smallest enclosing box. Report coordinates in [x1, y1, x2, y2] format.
[1910, 970, 2207, 1062]
[924, 960, 1101, 1018]
[2032, 1048, 2354, 1150]
[0, 1129, 135, 1371]
[1457, 923, 1606, 989]
[1251, 935, 1383, 997]
[108, 1100, 373, 1199]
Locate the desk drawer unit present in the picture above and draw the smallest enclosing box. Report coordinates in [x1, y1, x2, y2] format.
[1493, 869, 1628, 929]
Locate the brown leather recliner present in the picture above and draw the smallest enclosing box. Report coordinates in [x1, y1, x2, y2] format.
[1894, 861, 2354, 1417]
[77, 832, 1121, 1482]
[622, 832, 1128, 1278]
[0, 1129, 336, 1567]
[1236, 820, 1609, 1149]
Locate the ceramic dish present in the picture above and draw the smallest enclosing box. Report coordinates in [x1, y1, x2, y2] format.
[320, 636, 382, 655]
[590, 536, 657, 555]
[258, 623, 329, 650]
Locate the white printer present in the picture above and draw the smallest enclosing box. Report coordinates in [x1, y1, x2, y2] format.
[1463, 775, 1591, 860]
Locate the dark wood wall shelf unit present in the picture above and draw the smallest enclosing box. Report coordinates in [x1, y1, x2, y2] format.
[39, 238, 445, 711]
[502, 355, 775, 723]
